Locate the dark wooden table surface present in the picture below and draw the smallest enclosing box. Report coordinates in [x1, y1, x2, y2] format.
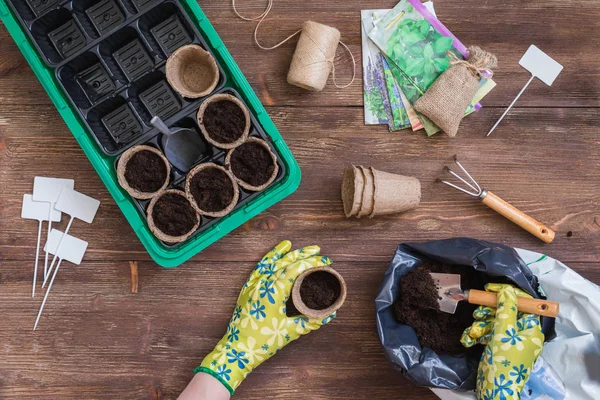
[1, 0, 599, 399]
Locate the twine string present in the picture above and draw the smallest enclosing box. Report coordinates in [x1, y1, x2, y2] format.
[231, 0, 355, 88]
[447, 46, 497, 78]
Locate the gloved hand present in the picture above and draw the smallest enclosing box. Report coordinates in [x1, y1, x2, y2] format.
[461, 283, 545, 400]
[195, 241, 336, 395]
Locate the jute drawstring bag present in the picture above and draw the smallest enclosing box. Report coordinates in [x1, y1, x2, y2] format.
[414, 46, 497, 137]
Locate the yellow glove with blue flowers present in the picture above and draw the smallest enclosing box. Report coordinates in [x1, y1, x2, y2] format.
[195, 241, 336, 395]
[461, 284, 545, 400]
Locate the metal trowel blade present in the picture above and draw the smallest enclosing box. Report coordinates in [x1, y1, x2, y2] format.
[430, 272, 467, 314]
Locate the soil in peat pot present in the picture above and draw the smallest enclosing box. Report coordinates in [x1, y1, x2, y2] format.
[151, 192, 198, 237]
[189, 167, 235, 212]
[230, 141, 275, 187]
[286, 271, 342, 317]
[393, 262, 490, 355]
[124, 150, 168, 193]
[203, 100, 246, 144]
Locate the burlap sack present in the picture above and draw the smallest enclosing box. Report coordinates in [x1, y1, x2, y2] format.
[414, 46, 497, 137]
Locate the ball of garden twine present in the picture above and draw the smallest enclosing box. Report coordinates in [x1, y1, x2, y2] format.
[232, 0, 356, 91]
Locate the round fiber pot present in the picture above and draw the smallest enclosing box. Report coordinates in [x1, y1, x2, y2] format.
[185, 163, 239, 218]
[225, 138, 279, 192]
[197, 94, 250, 149]
[117, 145, 171, 200]
[291, 267, 347, 319]
[147, 189, 200, 243]
[370, 168, 421, 218]
[357, 166, 374, 218]
[166, 44, 219, 98]
[341, 165, 365, 218]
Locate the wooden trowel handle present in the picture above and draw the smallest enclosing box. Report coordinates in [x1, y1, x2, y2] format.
[468, 289, 559, 317]
[481, 191, 555, 243]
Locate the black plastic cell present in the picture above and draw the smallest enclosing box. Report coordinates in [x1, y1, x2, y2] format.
[140, 81, 181, 120]
[112, 39, 154, 81]
[48, 19, 87, 59]
[101, 103, 143, 144]
[58, 51, 115, 109]
[132, 0, 159, 12]
[77, 63, 116, 102]
[85, 0, 126, 35]
[150, 14, 192, 56]
[26, 0, 60, 17]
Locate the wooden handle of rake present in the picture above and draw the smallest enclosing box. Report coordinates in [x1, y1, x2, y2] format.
[468, 289, 559, 317]
[481, 191, 555, 243]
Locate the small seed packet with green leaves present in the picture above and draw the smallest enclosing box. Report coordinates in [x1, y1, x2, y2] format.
[369, 1, 462, 93]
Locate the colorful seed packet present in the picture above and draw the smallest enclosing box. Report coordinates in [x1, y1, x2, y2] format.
[361, 10, 395, 129]
[369, 0, 494, 136]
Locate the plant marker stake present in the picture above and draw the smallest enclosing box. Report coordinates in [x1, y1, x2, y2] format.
[34, 229, 88, 331]
[487, 45, 563, 136]
[32, 177, 75, 281]
[43, 188, 100, 287]
[21, 194, 61, 297]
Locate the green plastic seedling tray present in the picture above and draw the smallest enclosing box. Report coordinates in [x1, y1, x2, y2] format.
[0, 0, 301, 267]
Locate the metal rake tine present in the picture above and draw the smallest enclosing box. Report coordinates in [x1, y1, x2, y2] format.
[443, 166, 480, 195]
[438, 178, 481, 197]
[453, 156, 482, 194]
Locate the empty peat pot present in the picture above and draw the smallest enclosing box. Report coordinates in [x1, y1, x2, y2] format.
[185, 163, 240, 217]
[290, 267, 347, 319]
[197, 93, 250, 149]
[147, 189, 200, 243]
[166, 44, 219, 98]
[225, 138, 279, 191]
[117, 145, 170, 199]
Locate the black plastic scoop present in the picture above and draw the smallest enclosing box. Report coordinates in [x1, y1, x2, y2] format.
[151, 116, 206, 173]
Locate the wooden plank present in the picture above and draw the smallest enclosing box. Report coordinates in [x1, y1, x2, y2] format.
[1, 259, 596, 399]
[1, 0, 599, 108]
[1, 105, 599, 263]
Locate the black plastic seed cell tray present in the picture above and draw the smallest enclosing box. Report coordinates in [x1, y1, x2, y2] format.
[113, 88, 288, 247]
[5, 0, 227, 155]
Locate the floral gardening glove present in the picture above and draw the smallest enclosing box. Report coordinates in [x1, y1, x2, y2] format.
[461, 284, 545, 400]
[195, 241, 336, 395]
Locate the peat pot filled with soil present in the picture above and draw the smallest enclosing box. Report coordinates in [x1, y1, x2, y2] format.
[117, 145, 171, 199]
[287, 267, 347, 319]
[147, 189, 200, 243]
[166, 44, 220, 99]
[197, 93, 250, 149]
[185, 163, 240, 218]
[226, 138, 279, 191]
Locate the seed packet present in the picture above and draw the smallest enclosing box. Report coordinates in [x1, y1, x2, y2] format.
[369, 0, 493, 135]
[361, 10, 395, 129]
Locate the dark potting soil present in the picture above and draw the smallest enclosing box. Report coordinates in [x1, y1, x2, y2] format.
[151, 192, 198, 237]
[203, 100, 246, 144]
[393, 262, 488, 355]
[230, 141, 275, 187]
[124, 150, 168, 192]
[189, 167, 235, 212]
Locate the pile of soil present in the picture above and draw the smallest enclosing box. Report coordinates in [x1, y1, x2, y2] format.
[151, 192, 198, 237]
[393, 262, 488, 354]
[124, 150, 168, 192]
[189, 167, 235, 212]
[230, 141, 275, 187]
[203, 100, 246, 144]
[286, 271, 341, 317]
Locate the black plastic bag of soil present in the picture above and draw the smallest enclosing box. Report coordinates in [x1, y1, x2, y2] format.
[375, 238, 555, 391]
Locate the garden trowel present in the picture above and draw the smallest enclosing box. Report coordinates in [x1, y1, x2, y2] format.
[430, 272, 559, 317]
